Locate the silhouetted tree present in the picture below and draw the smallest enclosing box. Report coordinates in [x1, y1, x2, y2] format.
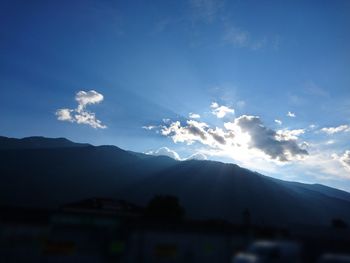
[145, 195, 185, 220]
[331, 218, 348, 229]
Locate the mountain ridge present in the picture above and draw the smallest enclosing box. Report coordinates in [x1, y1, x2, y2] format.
[0, 135, 90, 149]
[1, 135, 350, 227]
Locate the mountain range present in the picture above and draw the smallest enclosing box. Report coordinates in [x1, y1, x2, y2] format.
[1, 135, 350, 227]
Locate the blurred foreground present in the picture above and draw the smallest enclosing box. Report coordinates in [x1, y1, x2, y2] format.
[1, 197, 350, 263]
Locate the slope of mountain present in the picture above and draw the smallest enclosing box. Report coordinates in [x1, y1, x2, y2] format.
[0, 136, 90, 149]
[1, 136, 350, 227]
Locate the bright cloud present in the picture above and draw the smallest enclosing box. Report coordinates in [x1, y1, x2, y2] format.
[56, 109, 74, 122]
[340, 151, 350, 170]
[144, 104, 350, 182]
[275, 119, 282, 125]
[142, 125, 157, 130]
[161, 120, 210, 145]
[146, 147, 181, 160]
[333, 150, 350, 171]
[158, 112, 308, 163]
[231, 115, 308, 162]
[56, 90, 106, 129]
[186, 152, 208, 160]
[287, 111, 296, 118]
[276, 129, 305, 141]
[189, 113, 201, 119]
[320, 125, 350, 135]
[146, 147, 207, 161]
[210, 102, 235, 118]
[75, 90, 104, 111]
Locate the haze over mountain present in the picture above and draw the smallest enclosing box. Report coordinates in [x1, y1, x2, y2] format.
[1, 136, 350, 227]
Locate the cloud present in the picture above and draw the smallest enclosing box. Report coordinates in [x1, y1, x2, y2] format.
[56, 109, 74, 122]
[231, 115, 308, 162]
[189, 113, 201, 119]
[74, 111, 106, 129]
[331, 150, 350, 173]
[142, 125, 158, 130]
[276, 129, 305, 141]
[75, 90, 104, 110]
[275, 119, 282, 125]
[325, 140, 335, 145]
[320, 125, 350, 135]
[339, 151, 350, 171]
[210, 102, 235, 118]
[56, 90, 106, 129]
[186, 152, 208, 160]
[287, 150, 350, 182]
[161, 120, 209, 144]
[208, 127, 226, 144]
[157, 111, 308, 163]
[147, 147, 208, 161]
[287, 111, 296, 118]
[146, 147, 181, 160]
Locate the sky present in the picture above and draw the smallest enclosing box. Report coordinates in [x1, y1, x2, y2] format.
[1, 0, 350, 190]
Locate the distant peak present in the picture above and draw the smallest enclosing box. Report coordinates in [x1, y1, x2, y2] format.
[0, 135, 90, 150]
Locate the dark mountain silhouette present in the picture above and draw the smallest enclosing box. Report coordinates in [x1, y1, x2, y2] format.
[1, 136, 350, 226]
[0, 136, 89, 149]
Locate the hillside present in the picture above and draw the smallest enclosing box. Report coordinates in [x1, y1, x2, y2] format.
[1, 136, 350, 226]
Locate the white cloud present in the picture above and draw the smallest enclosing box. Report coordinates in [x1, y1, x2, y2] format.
[210, 102, 234, 118]
[186, 152, 208, 160]
[231, 115, 308, 162]
[333, 150, 350, 172]
[146, 105, 350, 182]
[56, 109, 74, 122]
[146, 147, 208, 161]
[276, 129, 305, 141]
[75, 90, 104, 111]
[339, 151, 350, 170]
[142, 125, 157, 130]
[287, 111, 296, 118]
[210, 102, 219, 108]
[146, 147, 181, 160]
[275, 119, 282, 125]
[74, 111, 106, 129]
[161, 120, 210, 145]
[325, 140, 335, 145]
[288, 150, 350, 181]
[157, 113, 308, 163]
[189, 113, 201, 119]
[56, 90, 106, 129]
[320, 125, 350, 135]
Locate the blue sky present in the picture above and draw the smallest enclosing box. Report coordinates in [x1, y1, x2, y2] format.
[1, 0, 350, 190]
